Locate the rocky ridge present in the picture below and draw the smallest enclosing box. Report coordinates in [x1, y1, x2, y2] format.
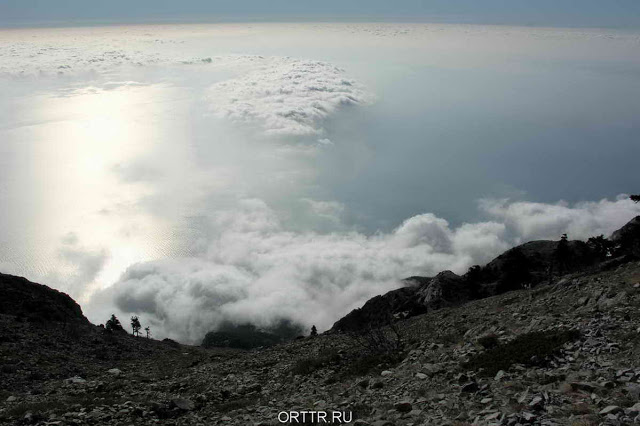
[331, 228, 637, 333]
[0, 273, 87, 324]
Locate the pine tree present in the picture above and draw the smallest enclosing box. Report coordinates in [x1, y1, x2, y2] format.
[310, 325, 318, 337]
[105, 314, 124, 332]
[587, 234, 613, 260]
[144, 326, 151, 339]
[555, 233, 570, 274]
[131, 316, 142, 337]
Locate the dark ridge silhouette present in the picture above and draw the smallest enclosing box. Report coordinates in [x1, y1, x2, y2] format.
[0, 272, 87, 324]
[201, 320, 303, 350]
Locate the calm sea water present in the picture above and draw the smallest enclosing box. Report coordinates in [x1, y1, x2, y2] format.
[1, 23, 639, 329]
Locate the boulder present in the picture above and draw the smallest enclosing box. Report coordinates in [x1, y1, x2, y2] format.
[64, 376, 87, 385]
[599, 406, 622, 415]
[170, 398, 194, 411]
[394, 401, 413, 413]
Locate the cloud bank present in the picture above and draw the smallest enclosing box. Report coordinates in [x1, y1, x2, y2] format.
[479, 196, 639, 242]
[207, 57, 371, 137]
[104, 195, 640, 343]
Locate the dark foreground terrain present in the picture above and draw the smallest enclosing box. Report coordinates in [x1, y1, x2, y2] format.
[2, 218, 640, 425]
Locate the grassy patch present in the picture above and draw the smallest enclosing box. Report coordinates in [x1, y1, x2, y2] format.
[437, 331, 465, 345]
[290, 349, 341, 376]
[463, 329, 580, 377]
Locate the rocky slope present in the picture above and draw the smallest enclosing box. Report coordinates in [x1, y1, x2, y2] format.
[1, 217, 640, 426]
[3, 260, 640, 425]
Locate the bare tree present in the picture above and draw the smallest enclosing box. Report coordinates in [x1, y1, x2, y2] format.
[347, 314, 404, 355]
[144, 326, 151, 339]
[131, 316, 142, 337]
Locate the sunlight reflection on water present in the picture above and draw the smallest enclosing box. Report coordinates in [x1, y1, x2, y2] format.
[1, 23, 639, 317]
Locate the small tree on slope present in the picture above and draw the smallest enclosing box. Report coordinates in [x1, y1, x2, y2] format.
[105, 314, 124, 332]
[131, 316, 142, 337]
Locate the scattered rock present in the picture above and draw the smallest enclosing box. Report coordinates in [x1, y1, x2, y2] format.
[64, 376, 86, 385]
[394, 401, 412, 413]
[461, 382, 479, 393]
[599, 405, 622, 415]
[171, 398, 194, 411]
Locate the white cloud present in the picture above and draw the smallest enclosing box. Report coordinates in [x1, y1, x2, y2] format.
[207, 57, 372, 137]
[101, 195, 640, 343]
[479, 195, 640, 243]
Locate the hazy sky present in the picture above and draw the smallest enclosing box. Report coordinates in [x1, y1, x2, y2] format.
[2, 0, 640, 28]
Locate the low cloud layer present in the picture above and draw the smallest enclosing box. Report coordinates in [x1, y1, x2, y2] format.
[207, 57, 371, 137]
[105, 195, 640, 343]
[479, 196, 638, 242]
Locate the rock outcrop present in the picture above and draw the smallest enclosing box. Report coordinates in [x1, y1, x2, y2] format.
[415, 270, 470, 309]
[482, 239, 596, 283]
[331, 285, 427, 332]
[611, 215, 640, 257]
[0, 272, 87, 323]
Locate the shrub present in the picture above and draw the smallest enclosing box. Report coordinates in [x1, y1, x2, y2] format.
[337, 321, 406, 378]
[291, 357, 323, 376]
[477, 334, 500, 349]
[437, 330, 465, 346]
[341, 351, 405, 378]
[348, 321, 404, 354]
[464, 329, 580, 377]
[290, 349, 340, 376]
[587, 235, 614, 260]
